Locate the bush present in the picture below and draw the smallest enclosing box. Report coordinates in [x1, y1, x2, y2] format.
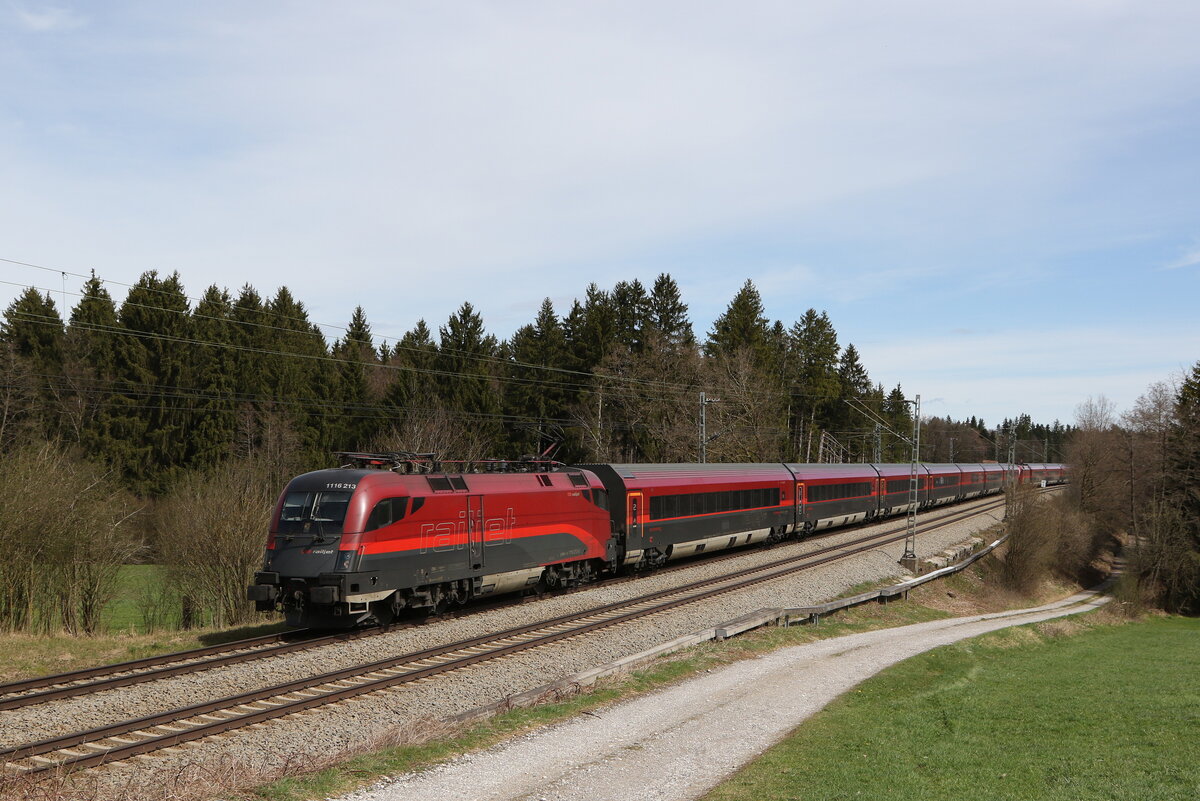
[155, 458, 277, 628]
[1000, 486, 1106, 595]
[999, 486, 1053, 594]
[0, 443, 141, 633]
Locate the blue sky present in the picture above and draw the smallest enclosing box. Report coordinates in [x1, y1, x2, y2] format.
[1, 1, 1197, 428]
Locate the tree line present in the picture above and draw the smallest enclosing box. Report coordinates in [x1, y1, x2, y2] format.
[1, 272, 1072, 492]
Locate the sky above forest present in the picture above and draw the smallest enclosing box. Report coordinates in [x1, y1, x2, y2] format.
[2, 1, 1197, 429]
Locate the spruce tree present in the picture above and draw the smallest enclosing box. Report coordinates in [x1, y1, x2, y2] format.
[610, 279, 650, 354]
[266, 286, 330, 461]
[832, 343, 872, 453]
[188, 285, 237, 469]
[331, 306, 380, 450]
[786, 309, 840, 459]
[837, 343, 871, 397]
[63, 278, 120, 453]
[435, 302, 502, 448]
[231, 285, 269, 402]
[646, 273, 694, 349]
[884, 383, 912, 460]
[1, 288, 64, 371]
[565, 284, 615, 372]
[505, 298, 569, 455]
[110, 270, 191, 494]
[704, 280, 770, 361]
[384, 319, 437, 412]
[0, 288, 65, 439]
[1165, 361, 1200, 612]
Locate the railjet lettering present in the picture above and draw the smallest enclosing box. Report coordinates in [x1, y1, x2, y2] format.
[419, 507, 516, 553]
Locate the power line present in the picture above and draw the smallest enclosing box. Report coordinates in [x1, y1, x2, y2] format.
[5, 310, 719, 406]
[1, 259, 707, 394]
[1, 277, 751, 400]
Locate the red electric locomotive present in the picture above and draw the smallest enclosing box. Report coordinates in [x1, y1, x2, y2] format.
[248, 454, 613, 627]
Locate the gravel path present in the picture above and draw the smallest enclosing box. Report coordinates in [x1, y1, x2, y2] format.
[337, 589, 1111, 801]
[31, 496, 1009, 794]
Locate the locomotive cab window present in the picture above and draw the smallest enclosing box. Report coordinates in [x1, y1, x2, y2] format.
[365, 497, 409, 532]
[278, 491, 352, 535]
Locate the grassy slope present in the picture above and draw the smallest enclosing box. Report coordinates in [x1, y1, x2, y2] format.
[702, 615, 1200, 801]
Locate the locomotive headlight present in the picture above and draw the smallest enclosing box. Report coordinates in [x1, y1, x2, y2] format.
[334, 550, 357, 572]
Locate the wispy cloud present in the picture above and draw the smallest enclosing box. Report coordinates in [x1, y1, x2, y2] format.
[11, 3, 86, 32]
[1163, 244, 1200, 270]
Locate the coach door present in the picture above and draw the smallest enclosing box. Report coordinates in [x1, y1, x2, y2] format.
[794, 482, 804, 532]
[467, 495, 484, 570]
[627, 492, 644, 546]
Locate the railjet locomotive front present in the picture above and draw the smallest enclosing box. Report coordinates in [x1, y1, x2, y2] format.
[247, 454, 615, 627]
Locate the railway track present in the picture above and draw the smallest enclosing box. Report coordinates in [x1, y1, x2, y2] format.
[1, 493, 1019, 777]
[0, 491, 1015, 713]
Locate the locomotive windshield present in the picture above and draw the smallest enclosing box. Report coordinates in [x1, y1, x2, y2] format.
[278, 491, 352, 537]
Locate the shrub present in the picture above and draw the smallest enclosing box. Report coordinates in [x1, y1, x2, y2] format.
[155, 458, 277, 628]
[0, 443, 140, 633]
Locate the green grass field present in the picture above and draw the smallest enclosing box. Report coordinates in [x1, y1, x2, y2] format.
[100, 563, 174, 633]
[702, 615, 1200, 801]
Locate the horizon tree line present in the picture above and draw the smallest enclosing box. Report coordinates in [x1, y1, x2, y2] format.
[1, 272, 1072, 496]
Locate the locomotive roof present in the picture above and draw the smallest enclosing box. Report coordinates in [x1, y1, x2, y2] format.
[286, 466, 602, 494]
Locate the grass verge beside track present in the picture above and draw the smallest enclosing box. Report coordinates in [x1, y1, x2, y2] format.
[0, 621, 289, 685]
[702, 615, 1200, 801]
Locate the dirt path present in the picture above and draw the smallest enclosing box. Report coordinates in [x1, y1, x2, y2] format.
[339, 590, 1110, 801]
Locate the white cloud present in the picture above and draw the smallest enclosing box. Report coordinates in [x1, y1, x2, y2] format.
[1163, 244, 1200, 270]
[12, 3, 86, 31]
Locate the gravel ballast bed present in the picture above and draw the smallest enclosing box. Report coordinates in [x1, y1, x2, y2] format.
[18, 498, 1007, 792]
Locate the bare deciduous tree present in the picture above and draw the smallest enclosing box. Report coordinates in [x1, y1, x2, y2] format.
[156, 459, 276, 628]
[0, 443, 140, 633]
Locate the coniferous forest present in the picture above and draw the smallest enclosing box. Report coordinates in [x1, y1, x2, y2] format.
[1, 271, 1073, 489]
[0, 271, 1076, 632]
